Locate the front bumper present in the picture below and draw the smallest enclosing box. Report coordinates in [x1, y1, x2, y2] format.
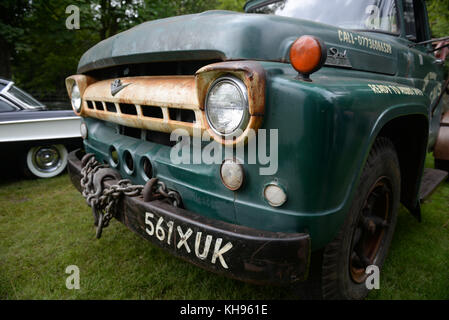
[68, 149, 311, 285]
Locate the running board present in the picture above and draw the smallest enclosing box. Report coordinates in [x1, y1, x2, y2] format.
[419, 168, 448, 202]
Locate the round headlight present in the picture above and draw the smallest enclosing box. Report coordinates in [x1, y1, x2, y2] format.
[205, 76, 249, 136]
[71, 84, 82, 113]
[220, 159, 244, 191]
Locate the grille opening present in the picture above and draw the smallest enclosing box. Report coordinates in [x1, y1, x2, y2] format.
[109, 146, 119, 167]
[95, 101, 104, 111]
[87, 101, 95, 109]
[146, 130, 177, 147]
[142, 157, 153, 180]
[120, 103, 137, 116]
[142, 106, 163, 119]
[168, 108, 196, 123]
[105, 102, 117, 113]
[120, 125, 141, 140]
[123, 150, 134, 173]
[86, 59, 223, 80]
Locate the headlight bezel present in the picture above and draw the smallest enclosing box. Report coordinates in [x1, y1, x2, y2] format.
[205, 75, 250, 138]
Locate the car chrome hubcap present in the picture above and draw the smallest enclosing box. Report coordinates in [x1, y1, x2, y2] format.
[349, 177, 392, 284]
[33, 147, 61, 173]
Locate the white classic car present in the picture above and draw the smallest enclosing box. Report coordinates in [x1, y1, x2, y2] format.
[0, 79, 82, 178]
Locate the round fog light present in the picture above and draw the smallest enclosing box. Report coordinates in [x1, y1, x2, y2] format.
[80, 122, 88, 139]
[220, 159, 244, 191]
[264, 184, 287, 207]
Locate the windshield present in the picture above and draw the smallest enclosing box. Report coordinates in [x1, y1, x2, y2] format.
[7, 85, 45, 109]
[248, 0, 399, 34]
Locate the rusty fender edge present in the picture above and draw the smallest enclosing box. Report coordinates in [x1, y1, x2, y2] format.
[68, 149, 311, 285]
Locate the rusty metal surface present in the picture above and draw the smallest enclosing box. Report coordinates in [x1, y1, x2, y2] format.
[66, 61, 267, 145]
[65, 75, 97, 116]
[83, 76, 199, 109]
[68, 149, 310, 285]
[84, 107, 202, 136]
[434, 112, 449, 160]
[76, 76, 204, 136]
[121, 197, 310, 285]
[196, 61, 267, 145]
[440, 109, 449, 125]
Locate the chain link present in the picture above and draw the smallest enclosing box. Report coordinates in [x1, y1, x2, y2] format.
[80, 153, 181, 239]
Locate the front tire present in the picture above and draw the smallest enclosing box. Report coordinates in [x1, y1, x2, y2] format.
[25, 144, 68, 178]
[321, 137, 400, 299]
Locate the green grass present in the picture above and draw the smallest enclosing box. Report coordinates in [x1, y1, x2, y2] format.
[0, 155, 448, 300]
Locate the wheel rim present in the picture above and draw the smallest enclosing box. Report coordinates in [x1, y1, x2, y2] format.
[349, 177, 392, 284]
[32, 146, 62, 173]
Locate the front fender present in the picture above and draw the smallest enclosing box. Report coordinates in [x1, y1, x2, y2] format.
[234, 63, 429, 250]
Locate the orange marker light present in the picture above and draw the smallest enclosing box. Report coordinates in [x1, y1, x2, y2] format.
[290, 35, 327, 80]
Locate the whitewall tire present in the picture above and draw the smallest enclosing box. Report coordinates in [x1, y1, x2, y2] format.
[25, 144, 68, 178]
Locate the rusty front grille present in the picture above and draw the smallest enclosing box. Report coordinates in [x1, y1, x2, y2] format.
[80, 76, 204, 136]
[66, 61, 267, 145]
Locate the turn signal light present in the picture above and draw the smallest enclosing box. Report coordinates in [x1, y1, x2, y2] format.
[290, 35, 327, 81]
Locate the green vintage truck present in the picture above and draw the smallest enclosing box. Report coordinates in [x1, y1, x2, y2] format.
[66, 0, 449, 299]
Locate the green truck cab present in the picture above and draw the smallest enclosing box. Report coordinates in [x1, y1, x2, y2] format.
[65, 0, 448, 299]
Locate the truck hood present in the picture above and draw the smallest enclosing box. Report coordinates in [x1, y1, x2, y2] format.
[78, 10, 397, 75]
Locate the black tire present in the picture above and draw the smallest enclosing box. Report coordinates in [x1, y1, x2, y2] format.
[321, 137, 400, 300]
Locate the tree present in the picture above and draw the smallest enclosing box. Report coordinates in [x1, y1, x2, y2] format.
[427, 0, 449, 37]
[87, 0, 145, 40]
[5, 0, 448, 102]
[0, 0, 31, 78]
[11, 0, 97, 96]
[217, 0, 247, 12]
[8, 0, 241, 96]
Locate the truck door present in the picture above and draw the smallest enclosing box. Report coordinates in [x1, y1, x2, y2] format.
[402, 0, 445, 149]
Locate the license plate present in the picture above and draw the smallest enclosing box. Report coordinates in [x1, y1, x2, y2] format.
[144, 211, 233, 269]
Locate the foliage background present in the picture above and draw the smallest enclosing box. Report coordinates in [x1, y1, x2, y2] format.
[0, 0, 247, 100]
[0, 0, 448, 100]
[427, 0, 449, 38]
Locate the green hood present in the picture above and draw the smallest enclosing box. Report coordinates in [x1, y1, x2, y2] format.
[78, 10, 397, 75]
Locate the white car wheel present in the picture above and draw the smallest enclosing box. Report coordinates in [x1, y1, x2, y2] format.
[26, 144, 68, 178]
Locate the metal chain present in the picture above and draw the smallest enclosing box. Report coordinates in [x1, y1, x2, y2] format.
[153, 180, 183, 207]
[80, 153, 181, 239]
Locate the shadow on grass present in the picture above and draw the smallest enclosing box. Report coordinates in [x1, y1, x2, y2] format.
[0, 162, 26, 187]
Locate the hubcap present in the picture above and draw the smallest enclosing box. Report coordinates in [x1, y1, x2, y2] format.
[349, 177, 392, 284]
[33, 146, 62, 173]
